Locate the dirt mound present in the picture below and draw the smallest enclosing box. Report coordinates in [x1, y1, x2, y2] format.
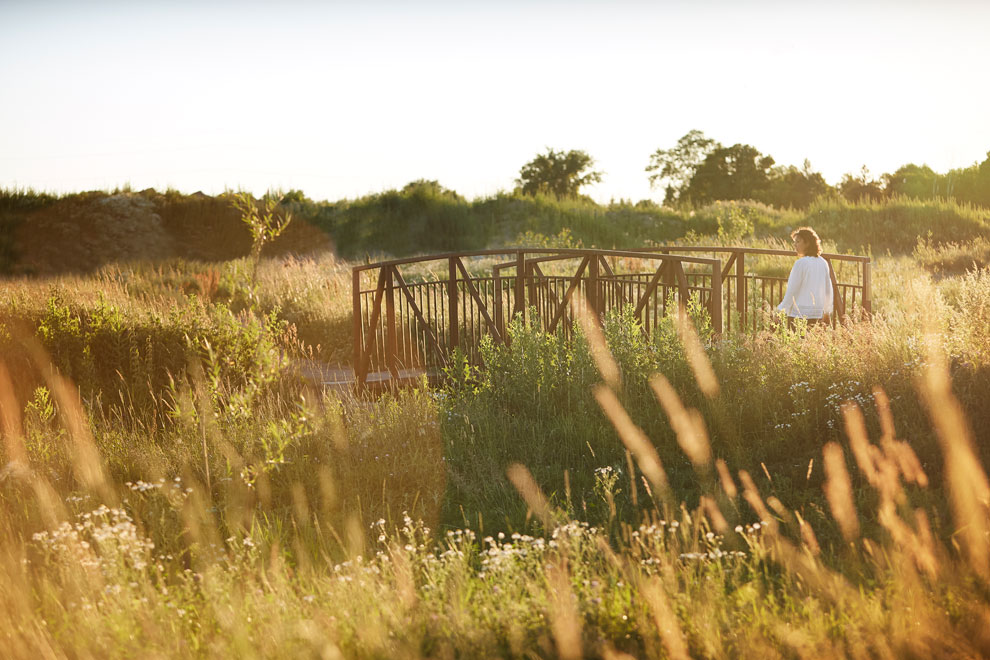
[10, 190, 335, 275]
[14, 193, 173, 275]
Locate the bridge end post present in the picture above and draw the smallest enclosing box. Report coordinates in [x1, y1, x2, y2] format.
[736, 251, 745, 330]
[862, 260, 872, 318]
[352, 267, 364, 389]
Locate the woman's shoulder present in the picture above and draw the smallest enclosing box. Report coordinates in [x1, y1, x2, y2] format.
[801, 256, 831, 273]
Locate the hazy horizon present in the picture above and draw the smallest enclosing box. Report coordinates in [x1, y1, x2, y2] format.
[3, 0, 989, 203]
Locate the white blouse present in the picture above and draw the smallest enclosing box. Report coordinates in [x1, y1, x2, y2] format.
[776, 256, 834, 319]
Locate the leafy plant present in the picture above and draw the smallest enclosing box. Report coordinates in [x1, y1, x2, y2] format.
[228, 191, 293, 284]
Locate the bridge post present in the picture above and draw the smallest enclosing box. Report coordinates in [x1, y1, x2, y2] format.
[494, 268, 504, 343]
[448, 257, 458, 351]
[352, 268, 363, 387]
[527, 262, 537, 322]
[385, 266, 398, 379]
[711, 259, 722, 336]
[736, 251, 745, 329]
[588, 252, 600, 319]
[862, 260, 872, 317]
[514, 251, 526, 322]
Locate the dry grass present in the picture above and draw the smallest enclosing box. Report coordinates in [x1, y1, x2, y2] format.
[2, 228, 990, 656]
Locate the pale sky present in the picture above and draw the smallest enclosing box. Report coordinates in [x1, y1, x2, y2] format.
[2, 0, 989, 203]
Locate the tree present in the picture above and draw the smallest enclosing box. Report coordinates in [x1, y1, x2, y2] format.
[838, 166, 885, 203]
[943, 153, 990, 207]
[401, 179, 464, 201]
[229, 191, 293, 285]
[682, 143, 775, 205]
[767, 160, 832, 208]
[645, 130, 717, 204]
[882, 163, 939, 199]
[516, 149, 604, 198]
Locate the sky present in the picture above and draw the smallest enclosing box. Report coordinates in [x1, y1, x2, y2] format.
[2, 0, 989, 204]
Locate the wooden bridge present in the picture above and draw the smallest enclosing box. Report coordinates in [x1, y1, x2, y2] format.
[352, 247, 871, 388]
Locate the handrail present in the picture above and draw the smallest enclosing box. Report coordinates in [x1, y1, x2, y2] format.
[353, 247, 724, 274]
[645, 245, 871, 263]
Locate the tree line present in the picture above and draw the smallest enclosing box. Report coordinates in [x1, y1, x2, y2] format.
[517, 130, 990, 209]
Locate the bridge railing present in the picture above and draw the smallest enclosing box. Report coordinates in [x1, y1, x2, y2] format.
[642, 246, 871, 333]
[352, 247, 871, 386]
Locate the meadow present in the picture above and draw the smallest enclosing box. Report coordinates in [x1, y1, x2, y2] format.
[1, 188, 990, 657]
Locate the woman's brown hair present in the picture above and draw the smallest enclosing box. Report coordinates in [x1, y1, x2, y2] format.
[791, 227, 822, 257]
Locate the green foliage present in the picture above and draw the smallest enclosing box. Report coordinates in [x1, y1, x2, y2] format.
[647, 133, 832, 209]
[646, 129, 717, 204]
[33, 289, 287, 419]
[683, 143, 776, 205]
[913, 236, 990, 276]
[511, 227, 584, 249]
[515, 148, 604, 199]
[0, 188, 60, 274]
[838, 166, 886, 202]
[767, 160, 831, 209]
[440, 303, 716, 529]
[946, 152, 990, 207]
[711, 201, 757, 241]
[324, 180, 480, 259]
[228, 191, 293, 284]
[804, 195, 990, 253]
[884, 163, 941, 199]
[881, 155, 990, 207]
[3, 224, 990, 657]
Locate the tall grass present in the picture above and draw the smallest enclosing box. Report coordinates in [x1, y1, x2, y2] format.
[3, 277, 990, 656]
[2, 189, 990, 656]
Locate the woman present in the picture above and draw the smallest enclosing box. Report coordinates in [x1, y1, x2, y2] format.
[776, 227, 833, 327]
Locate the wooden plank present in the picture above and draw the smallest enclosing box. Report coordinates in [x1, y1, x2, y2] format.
[548, 256, 590, 333]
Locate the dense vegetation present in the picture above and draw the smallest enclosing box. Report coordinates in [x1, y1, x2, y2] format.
[646, 130, 990, 210]
[1, 183, 990, 657]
